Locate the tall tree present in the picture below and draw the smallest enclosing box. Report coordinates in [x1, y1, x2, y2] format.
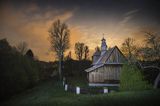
[121, 37, 137, 62]
[144, 32, 160, 60]
[84, 45, 89, 60]
[136, 32, 160, 88]
[75, 42, 90, 60]
[136, 32, 160, 61]
[75, 42, 85, 60]
[16, 41, 28, 55]
[48, 19, 70, 80]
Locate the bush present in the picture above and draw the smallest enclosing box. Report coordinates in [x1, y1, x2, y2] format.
[120, 63, 152, 91]
[63, 59, 91, 77]
[0, 39, 39, 101]
[22, 56, 39, 87]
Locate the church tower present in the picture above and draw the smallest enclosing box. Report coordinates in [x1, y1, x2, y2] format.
[101, 37, 107, 56]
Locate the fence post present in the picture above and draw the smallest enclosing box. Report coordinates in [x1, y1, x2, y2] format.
[76, 86, 80, 94]
[62, 80, 65, 86]
[104, 88, 108, 93]
[65, 84, 68, 91]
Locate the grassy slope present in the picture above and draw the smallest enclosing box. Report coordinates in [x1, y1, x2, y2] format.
[1, 79, 160, 106]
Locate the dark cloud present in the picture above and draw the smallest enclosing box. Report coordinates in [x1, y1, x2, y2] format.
[1, 0, 160, 20]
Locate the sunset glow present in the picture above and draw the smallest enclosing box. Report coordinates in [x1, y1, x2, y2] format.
[0, 0, 160, 61]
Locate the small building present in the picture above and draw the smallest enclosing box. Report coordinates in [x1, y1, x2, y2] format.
[85, 37, 126, 86]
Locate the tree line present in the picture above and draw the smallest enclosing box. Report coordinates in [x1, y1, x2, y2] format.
[0, 39, 56, 101]
[121, 32, 160, 62]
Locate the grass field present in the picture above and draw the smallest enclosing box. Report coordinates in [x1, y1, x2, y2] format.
[1, 79, 160, 106]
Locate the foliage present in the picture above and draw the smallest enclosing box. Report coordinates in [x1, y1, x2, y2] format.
[120, 63, 152, 91]
[63, 59, 91, 77]
[0, 39, 39, 101]
[48, 19, 70, 80]
[38, 61, 58, 81]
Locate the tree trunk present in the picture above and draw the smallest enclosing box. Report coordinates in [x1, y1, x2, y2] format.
[58, 57, 62, 80]
[154, 72, 160, 89]
[58, 52, 63, 81]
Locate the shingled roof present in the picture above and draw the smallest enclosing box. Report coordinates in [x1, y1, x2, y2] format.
[94, 47, 114, 65]
[85, 46, 124, 72]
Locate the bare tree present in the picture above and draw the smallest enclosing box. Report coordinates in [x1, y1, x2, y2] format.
[49, 19, 70, 80]
[129, 32, 160, 88]
[84, 45, 89, 60]
[143, 32, 160, 60]
[75, 43, 90, 60]
[75, 42, 85, 60]
[138, 32, 160, 88]
[121, 37, 137, 62]
[16, 41, 28, 55]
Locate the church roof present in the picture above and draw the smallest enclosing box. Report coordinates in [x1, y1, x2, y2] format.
[94, 47, 114, 65]
[85, 46, 125, 73]
[93, 50, 101, 56]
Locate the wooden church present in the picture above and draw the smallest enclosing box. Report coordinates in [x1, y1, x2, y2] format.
[85, 37, 126, 86]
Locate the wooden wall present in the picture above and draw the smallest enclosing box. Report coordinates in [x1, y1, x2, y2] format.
[88, 65, 122, 83]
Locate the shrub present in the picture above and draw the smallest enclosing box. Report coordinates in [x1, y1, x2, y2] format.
[22, 56, 39, 87]
[120, 63, 152, 91]
[63, 59, 91, 77]
[0, 39, 39, 101]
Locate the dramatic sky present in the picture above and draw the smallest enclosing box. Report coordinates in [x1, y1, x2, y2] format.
[0, 0, 160, 61]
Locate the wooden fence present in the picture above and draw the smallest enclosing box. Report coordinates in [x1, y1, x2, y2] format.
[62, 78, 116, 95]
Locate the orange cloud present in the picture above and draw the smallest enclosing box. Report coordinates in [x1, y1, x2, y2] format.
[0, 3, 74, 62]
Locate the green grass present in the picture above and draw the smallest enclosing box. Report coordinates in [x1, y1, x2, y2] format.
[1, 79, 160, 106]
